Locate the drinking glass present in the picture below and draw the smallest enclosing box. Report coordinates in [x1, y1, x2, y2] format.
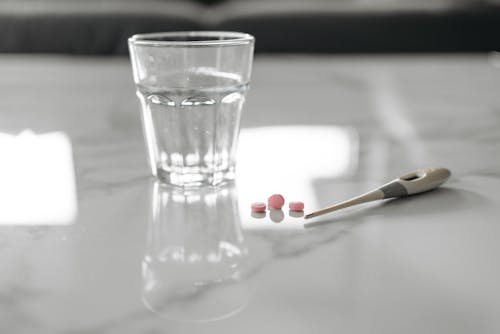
[128, 31, 254, 187]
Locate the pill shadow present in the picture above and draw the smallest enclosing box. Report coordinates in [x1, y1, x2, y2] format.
[269, 209, 284, 223]
[289, 210, 304, 218]
[251, 211, 266, 219]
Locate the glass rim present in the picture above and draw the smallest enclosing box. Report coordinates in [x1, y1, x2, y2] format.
[128, 31, 254, 47]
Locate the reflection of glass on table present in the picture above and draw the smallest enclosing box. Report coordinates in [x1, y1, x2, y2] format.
[142, 181, 249, 322]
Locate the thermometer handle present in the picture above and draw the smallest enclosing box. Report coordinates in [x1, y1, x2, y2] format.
[379, 167, 451, 198]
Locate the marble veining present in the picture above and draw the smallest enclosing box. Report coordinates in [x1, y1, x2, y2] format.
[1, 55, 500, 334]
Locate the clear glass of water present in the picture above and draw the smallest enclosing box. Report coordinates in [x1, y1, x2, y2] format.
[128, 31, 254, 187]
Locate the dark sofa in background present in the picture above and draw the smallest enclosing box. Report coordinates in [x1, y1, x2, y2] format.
[1, 0, 500, 54]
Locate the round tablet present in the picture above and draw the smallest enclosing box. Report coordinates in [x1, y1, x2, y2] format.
[251, 202, 266, 212]
[268, 194, 285, 209]
[289, 201, 304, 211]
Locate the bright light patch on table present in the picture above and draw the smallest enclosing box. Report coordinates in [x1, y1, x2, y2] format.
[236, 126, 358, 230]
[0, 130, 77, 225]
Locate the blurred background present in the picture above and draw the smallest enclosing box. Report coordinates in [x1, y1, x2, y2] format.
[1, 0, 499, 55]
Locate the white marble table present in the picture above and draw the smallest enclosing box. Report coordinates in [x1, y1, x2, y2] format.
[1, 54, 500, 334]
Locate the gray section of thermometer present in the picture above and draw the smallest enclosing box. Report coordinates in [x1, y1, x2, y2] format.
[379, 181, 408, 198]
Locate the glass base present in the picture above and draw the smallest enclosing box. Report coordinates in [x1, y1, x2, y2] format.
[155, 168, 236, 187]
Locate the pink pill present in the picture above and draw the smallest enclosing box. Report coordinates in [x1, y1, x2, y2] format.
[251, 202, 266, 212]
[289, 201, 304, 211]
[268, 194, 285, 209]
